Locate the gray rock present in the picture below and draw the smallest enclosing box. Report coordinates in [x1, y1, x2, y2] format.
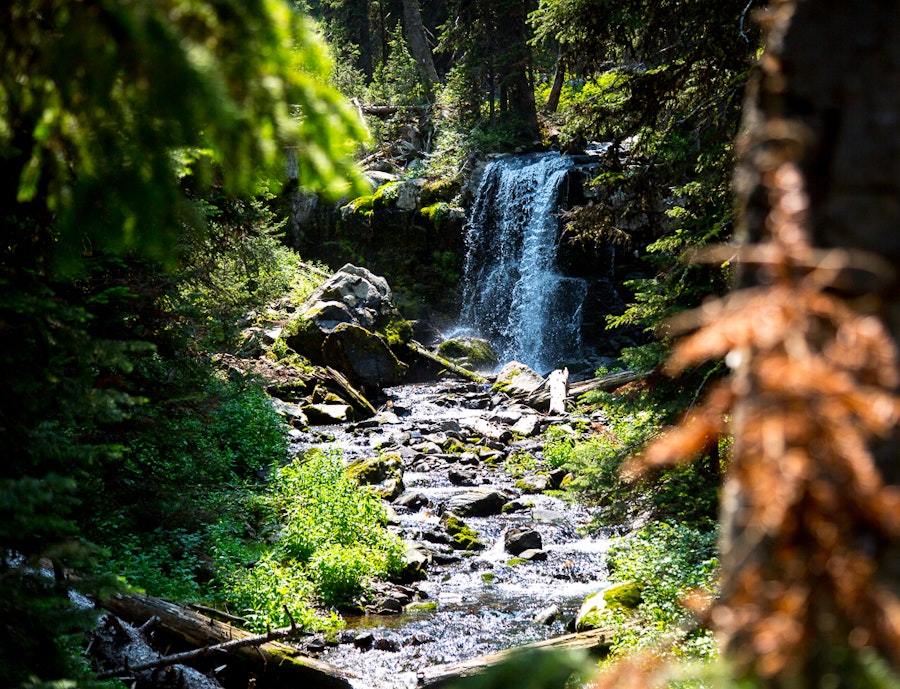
[511, 414, 541, 437]
[495, 361, 544, 395]
[449, 487, 511, 517]
[448, 468, 478, 486]
[534, 604, 561, 625]
[517, 548, 548, 561]
[394, 491, 430, 511]
[303, 403, 351, 424]
[505, 527, 543, 555]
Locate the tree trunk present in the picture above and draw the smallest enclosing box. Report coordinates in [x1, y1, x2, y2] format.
[724, 0, 900, 684]
[100, 593, 359, 689]
[546, 48, 566, 113]
[401, 0, 439, 86]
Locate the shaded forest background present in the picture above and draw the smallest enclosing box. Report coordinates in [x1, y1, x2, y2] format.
[1, 0, 898, 688]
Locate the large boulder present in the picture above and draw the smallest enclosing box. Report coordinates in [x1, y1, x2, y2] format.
[494, 361, 544, 395]
[322, 323, 408, 389]
[279, 264, 406, 365]
[437, 337, 499, 371]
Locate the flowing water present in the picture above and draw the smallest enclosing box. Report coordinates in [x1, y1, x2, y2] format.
[458, 153, 589, 374]
[291, 380, 611, 689]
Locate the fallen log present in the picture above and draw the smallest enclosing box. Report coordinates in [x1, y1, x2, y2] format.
[521, 370, 645, 410]
[407, 340, 488, 384]
[100, 593, 359, 689]
[411, 627, 613, 688]
[461, 417, 513, 443]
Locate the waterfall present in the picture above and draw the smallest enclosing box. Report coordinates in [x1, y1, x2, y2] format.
[458, 153, 588, 373]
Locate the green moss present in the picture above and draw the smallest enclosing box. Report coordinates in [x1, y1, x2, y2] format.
[481, 572, 496, 583]
[442, 514, 485, 551]
[346, 453, 402, 485]
[437, 337, 499, 370]
[381, 315, 414, 347]
[405, 601, 438, 612]
[602, 580, 644, 610]
[505, 557, 528, 567]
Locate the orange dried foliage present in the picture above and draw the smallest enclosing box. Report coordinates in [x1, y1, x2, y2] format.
[624, 158, 900, 679]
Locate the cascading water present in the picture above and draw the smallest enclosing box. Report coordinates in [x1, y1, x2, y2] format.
[459, 153, 588, 373]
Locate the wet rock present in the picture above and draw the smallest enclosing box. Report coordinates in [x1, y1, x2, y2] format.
[376, 410, 401, 424]
[400, 542, 432, 581]
[534, 604, 561, 625]
[374, 636, 401, 652]
[407, 632, 435, 646]
[457, 452, 481, 466]
[437, 337, 499, 371]
[394, 491, 430, 511]
[347, 454, 402, 485]
[303, 403, 352, 424]
[440, 513, 485, 550]
[448, 468, 478, 486]
[306, 636, 327, 653]
[501, 498, 534, 513]
[516, 474, 550, 494]
[448, 486, 511, 517]
[504, 527, 543, 555]
[575, 592, 606, 632]
[353, 631, 375, 649]
[517, 548, 548, 561]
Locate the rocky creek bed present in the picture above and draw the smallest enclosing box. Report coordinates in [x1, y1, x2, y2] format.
[286, 379, 613, 689]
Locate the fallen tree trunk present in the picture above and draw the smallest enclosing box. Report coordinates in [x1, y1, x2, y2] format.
[100, 593, 358, 689]
[412, 627, 613, 688]
[521, 370, 644, 410]
[407, 340, 488, 384]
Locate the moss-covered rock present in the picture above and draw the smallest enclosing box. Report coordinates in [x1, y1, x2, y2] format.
[441, 513, 485, 551]
[347, 454, 402, 485]
[437, 337, 499, 371]
[322, 323, 408, 390]
[602, 580, 644, 610]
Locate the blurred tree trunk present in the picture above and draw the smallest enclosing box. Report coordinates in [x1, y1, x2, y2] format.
[726, 0, 900, 684]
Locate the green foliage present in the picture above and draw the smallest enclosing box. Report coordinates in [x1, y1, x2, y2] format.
[1, 0, 368, 273]
[599, 523, 719, 662]
[175, 191, 329, 348]
[368, 23, 431, 106]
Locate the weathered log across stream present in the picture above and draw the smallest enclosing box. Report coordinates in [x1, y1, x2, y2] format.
[100, 593, 613, 689]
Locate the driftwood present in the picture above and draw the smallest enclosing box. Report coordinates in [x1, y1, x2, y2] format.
[91, 614, 223, 689]
[407, 340, 488, 384]
[100, 593, 358, 689]
[325, 365, 378, 417]
[412, 627, 613, 688]
[547, 368, 569, 414]
[521, 370, 644, 410]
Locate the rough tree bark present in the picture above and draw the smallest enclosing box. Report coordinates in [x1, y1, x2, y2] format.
[401, 0, 439, 86]
[725, 0, 900, 684]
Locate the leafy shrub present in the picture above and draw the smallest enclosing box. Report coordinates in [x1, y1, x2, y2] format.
[600, 522, 719, 662]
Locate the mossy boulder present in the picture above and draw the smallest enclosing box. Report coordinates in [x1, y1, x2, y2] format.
[441, 514, 485, 551]
[437, 337, 499, 371]
[347, 454, 403, 485]
[322, 323, 408, 390]
[575, 580, 644, 631]
[602, 580, 644, 610]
